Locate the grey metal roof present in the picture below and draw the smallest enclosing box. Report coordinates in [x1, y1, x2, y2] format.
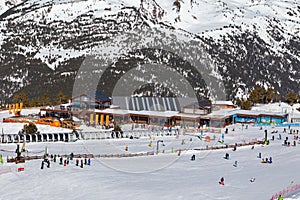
[113, 96, 181, 112]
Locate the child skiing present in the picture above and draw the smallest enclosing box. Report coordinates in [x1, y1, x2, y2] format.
[224, 153, 230, 160]
[250, 178, 256, 183]
[80, 159, 84, 168]
[219, 177, 225, 185]
[191, 154, 195, 161]
[233, 161, 238, 167]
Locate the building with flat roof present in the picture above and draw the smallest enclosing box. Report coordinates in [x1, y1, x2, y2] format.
[40, 94, 290, 128]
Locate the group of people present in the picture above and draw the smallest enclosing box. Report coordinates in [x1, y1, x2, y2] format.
[261, 157, 273, 164]
[258, 152, 273, 164]
[41, 153, 91, 170]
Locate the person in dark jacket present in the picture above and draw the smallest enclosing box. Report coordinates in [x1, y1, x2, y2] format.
[219, 177, 224, 185]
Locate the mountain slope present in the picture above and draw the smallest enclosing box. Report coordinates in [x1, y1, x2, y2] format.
[0, 0, 299, 102]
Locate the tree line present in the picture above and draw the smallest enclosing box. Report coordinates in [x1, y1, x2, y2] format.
[10, 90, 70, 108]
[236, 87, 299, 110]
[3, 87, 300, 110]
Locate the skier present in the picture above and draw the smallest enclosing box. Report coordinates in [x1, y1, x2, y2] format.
[233, 145, 237, 151]
[76, 159, 79, 166]
[84, 158, 87, 165]
[269, 157, 272, 164]
[191, 154, 195, 161]
[250, 178, 256, 183]
[41, 161, 44, 170]
[258, 152, 261, 158]
[278, 195, 283, 200]
[80, 159, 83, 168]
[178, 149, 182, 156]
[70, 152, 74, 160]
[224, 153, 230, 160]
[219, 177, 224, 185]
[233, 160, 238, 167]
[59, 157, 63, 165]
[54, 154, 56, 163]
[87, 158, 91, 166]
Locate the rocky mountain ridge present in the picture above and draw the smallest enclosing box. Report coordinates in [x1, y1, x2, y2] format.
[0, 0, 299, 103]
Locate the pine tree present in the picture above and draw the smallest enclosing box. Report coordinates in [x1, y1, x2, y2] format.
[20, 122, 38, 134]
[265, 88, 280, 103]
[248, 87, 266, 104]
[12, 91, 29, 107]
[41, 93, 51, 107]
[284, 91, 299, 105]
[241, 99, 252, 110]
[55, 91, 70, 105]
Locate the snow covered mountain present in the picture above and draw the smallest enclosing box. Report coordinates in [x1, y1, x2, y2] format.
[0, 0, 299, 102]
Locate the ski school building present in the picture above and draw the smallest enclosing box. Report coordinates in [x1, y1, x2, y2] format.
[208, 109, 288, 127]
[90, 96, 212, 127]
[88, 108, 288, 128]
[40, 94, 288, 128]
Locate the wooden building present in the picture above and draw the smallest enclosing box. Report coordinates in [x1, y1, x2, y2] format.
[71, 92, 111, 112]
[212, 101, 235, 111]
[181, 101, 211, 115]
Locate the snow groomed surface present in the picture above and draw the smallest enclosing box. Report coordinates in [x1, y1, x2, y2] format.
[1, 109, 300, 199]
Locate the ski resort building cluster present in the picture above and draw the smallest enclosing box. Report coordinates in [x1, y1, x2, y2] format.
[35, 93, 294, 129]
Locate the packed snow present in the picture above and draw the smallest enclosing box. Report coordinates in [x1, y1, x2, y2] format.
[1, 108, 300, 199]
